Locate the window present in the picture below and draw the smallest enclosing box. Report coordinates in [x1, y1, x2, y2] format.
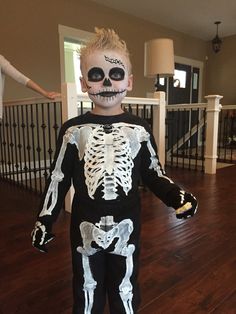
[173, 69, 186, 88]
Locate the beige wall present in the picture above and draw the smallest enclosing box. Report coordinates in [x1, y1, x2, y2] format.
[206, 34, 236, 105]
[1, 0, 208, 101]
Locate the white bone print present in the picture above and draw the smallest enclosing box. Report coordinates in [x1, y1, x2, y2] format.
[77, 216, 135, 313]
[84, 124, 145, 200]
[39, 122, 152, 215]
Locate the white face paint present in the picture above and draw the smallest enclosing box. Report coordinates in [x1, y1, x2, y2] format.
[80, 50, 133, 113]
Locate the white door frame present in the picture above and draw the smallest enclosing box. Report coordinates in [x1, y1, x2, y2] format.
[58, 25, 94, 84]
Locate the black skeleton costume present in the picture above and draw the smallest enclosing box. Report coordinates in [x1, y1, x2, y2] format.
[32, 111, 197, 314]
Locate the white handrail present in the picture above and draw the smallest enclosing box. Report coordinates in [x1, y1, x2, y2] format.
[220, 104, 236, 110]
[167, 103, 207, 110]
[3, 96, 62, 106]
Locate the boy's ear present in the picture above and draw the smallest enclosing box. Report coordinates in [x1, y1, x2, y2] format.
[126, 74, 133, 91]
[80, 77, 89, 93]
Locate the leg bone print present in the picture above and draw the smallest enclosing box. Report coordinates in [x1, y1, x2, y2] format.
[77, 216, 135, 314]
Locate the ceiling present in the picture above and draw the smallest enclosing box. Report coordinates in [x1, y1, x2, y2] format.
[90, 0, 236, 41]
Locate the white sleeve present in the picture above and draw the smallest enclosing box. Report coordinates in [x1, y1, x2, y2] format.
[0, 55, 30, 85]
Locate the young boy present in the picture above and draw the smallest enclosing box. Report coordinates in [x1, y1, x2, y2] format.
[31, 28, 197, 314]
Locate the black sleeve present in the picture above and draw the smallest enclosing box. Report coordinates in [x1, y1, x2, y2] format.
[140, 129, 181, 207]
[36, 122, 77, 229]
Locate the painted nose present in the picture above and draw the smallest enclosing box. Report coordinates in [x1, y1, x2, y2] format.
[103, 78, 112, 86]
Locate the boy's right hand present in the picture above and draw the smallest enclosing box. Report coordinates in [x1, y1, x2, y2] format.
[31, 221, 55, 253]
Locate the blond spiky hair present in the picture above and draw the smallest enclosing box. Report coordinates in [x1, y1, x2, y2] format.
[79, 27, 132, 74]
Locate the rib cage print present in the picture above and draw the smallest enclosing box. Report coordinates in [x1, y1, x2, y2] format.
[84, 124, 135, 200]
[82, 123, 149, 199]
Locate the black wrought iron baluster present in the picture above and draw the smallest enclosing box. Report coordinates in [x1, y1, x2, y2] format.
[41, 103, 48, 188]
[150, 105, 153, 131]
[143, 104, 147, 121]
[231, 110, 236, 161]
[35, 103, 42, 194]
[218, 110, 223, 161]
[0, 115, 7, 178]
[194, 109, 199, 171]
[16, 105, 23, 185]
[165, 108, 169, 165]
[47, 102, 53, 167]
[229, 113, 235, 162]
[170, 110, 174, 166]
[176, 109, 180, 168]
[59, 101, 63, 126]
[4, 108, 12, 180]
[30, 104, 37, 192]
[136, 104, 139, 118]
[21, 105, 29, 188]
[53, 102, 58, 148]
[9, 106, 16, 182]
[223, 112, 228, 162]
[188, 109, 193, 170]
[12, 106, 20, 184]
[52, 101, 60, 164]
[201, 109, 206, 172]
[25, 104, 33, 190]
[80, 101, 83, 115]
[182, 108, 186, 169]
[127, 104, 131, 114]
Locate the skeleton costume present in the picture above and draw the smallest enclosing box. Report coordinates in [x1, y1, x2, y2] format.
[32, 46, 197, 314]
[32, 111, 197, 313]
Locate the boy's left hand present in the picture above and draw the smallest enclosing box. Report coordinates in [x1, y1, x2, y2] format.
[175, 190, 198, 219]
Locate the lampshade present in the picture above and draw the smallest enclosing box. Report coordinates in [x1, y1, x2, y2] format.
[144, 38, 174, 78]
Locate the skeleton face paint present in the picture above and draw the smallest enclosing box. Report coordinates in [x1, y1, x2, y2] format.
[81, 50, 133, 111]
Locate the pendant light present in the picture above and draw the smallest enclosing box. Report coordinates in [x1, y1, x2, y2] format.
[212, 21, 222, 53]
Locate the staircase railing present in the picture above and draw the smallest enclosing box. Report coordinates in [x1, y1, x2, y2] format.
[1, 83, 235, 200]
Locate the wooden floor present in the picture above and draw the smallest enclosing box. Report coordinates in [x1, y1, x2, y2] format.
[0, 165, 236, 314]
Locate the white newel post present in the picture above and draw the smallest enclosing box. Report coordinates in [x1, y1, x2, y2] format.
[204, 95, 223, 174]
[152, 91, 166, 168]
[61, 82, 78, 122]
[61, 82, 78, 212]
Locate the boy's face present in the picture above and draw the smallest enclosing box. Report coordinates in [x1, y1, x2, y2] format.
[80, 50, 133, 112]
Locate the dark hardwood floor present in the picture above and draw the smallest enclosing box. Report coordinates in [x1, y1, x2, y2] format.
[0, 165, 236, 314]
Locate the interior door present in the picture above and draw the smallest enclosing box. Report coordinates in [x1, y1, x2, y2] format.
[156, 63, 200, 104]
[168, 63, 192, 104]
[166, 63, 200, 149]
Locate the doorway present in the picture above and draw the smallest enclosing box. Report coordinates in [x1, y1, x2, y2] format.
[161, 57, 203, 150]
[158, 56, 203, 105]
[58, 25, 94, 93]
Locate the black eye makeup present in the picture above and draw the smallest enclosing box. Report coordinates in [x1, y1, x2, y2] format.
[88, 67, 105, 82]
[109, 67, 125, 81]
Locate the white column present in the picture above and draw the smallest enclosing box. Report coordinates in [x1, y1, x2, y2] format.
[204, 95, 223, 174]
[61, 82, 78, 212]
[61, 82, 78, 122]
[152, 91, 166, 168]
